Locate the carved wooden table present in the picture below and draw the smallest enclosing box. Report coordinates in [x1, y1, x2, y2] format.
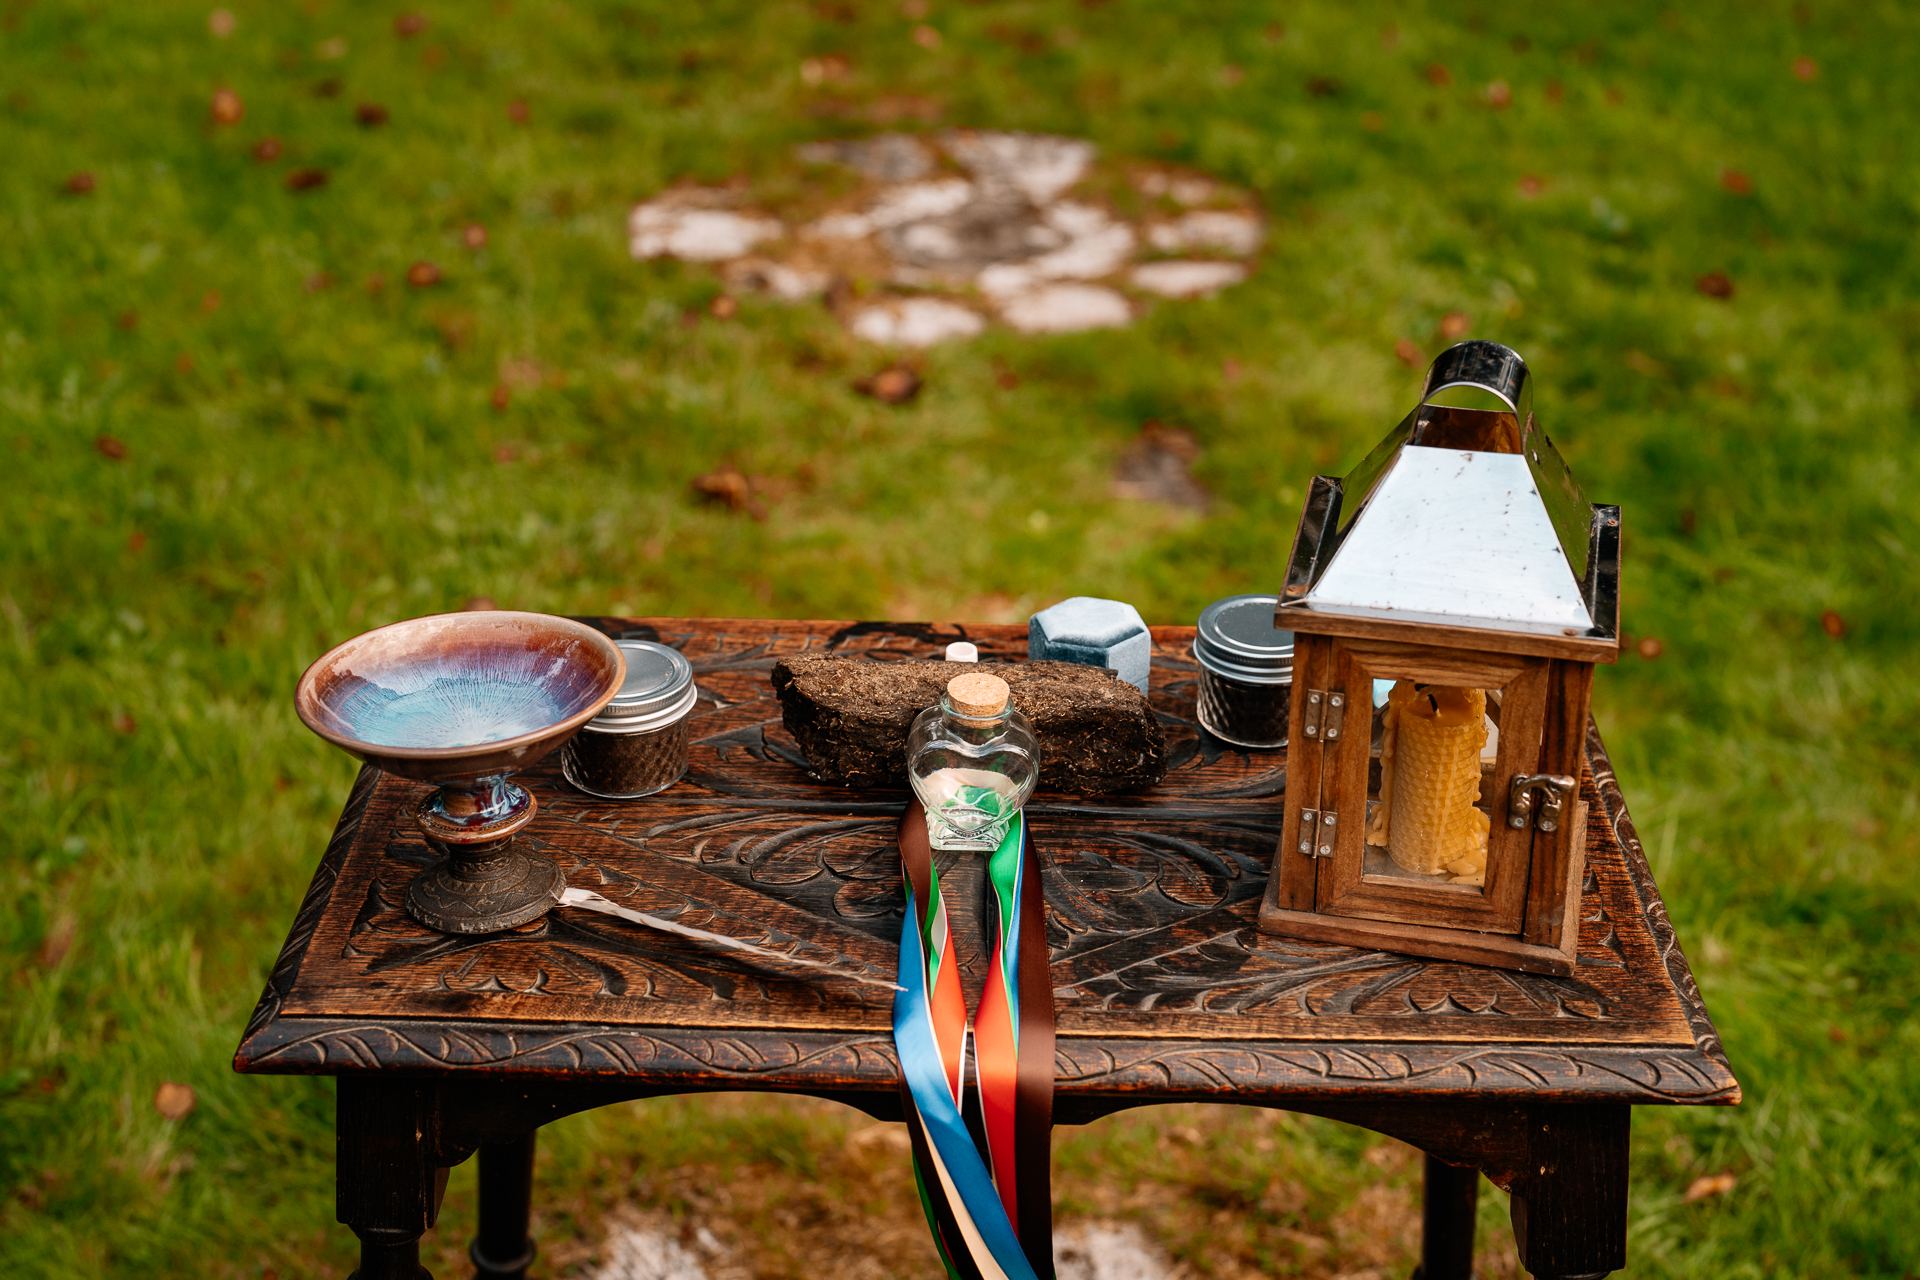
[235, 617, 1739, 1280]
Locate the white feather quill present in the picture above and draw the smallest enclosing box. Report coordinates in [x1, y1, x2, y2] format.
[558, 886, 903, 992]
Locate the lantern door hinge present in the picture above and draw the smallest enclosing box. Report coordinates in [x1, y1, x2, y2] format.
[1298, 689, 1347, 743]
[1297, 808, 1338, 858]
[1507, 774, 1577, 832]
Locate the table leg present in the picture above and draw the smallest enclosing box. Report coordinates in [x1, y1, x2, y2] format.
[470, 1130, 539, 1280]
[1412, 1154, 1480, 1280]
[337, 1076, 446, 1280]
[1508, 1105, 1629, 1280]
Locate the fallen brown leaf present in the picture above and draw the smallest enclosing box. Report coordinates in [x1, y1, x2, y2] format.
[112, 712, 136, 734]
[1486, 79, 1511, 108]
[175, 353, 194, 374]
[286, 168, 328, 191]
[1720, 168, 1753, 196]
[465, 597, 498, 611]
[209, 9, 235, 37]
[252, 137, 283, 162]
[801, 53, 852, 85]
[911, 24, 942, 49]
[356, 102, 390, 127]
[210, 86, 244, 126]
[1821, 610, 1845, 638]
[463, 223, 488, 250]
[1636, 636, 1663, 660]
[1545, 78, 1565, 103]
[39, 914, 75, 968]
[853, 366, 920, 404]
[500, 359, 543, 390]
[406, 261, 442, 288]
[96, 436, 126, 460]
[1426, 62, 1452, 86]
[691, 466, 768, 520]
[129, 531, 148, 552]
[1517, 173, 1545, 198]
[65, 171, 96, 195]
[1827, 1024, 1847, 1042]
[304, 272, 332, 292]
[201, 290, 221, 313]
[395, 12, 428, 37]
[1438, 312, 1471, 340]
[1625, 349, 1670, 378]
[708, 294, 739, 320]
[1792, 56, 1818, 81]
[491, 385, 511, 412]
[154, 1081, 196, 1121]
[1695, 271, 1735, 299]
[116, 310, 139, 331]
[507, 98, 530, 123]
[1394, 338, 1421, 367]
[1682, 1171, 1735, 1203]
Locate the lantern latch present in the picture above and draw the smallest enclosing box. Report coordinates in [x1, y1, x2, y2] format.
[1299, 689, 1346, 743]
[1297, 808, 1338, 858]
[1508, 774, 1578, 832]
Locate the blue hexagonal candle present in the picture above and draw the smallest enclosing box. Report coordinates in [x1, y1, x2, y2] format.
[1027, 596, 1152, 693]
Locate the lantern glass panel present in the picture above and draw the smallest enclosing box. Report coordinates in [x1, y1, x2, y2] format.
[1360, 679, 1504, 889]
[1313, 638, 1548, 935]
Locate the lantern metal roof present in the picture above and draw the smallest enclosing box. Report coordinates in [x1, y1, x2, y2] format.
[1278, 341, 1620, 660]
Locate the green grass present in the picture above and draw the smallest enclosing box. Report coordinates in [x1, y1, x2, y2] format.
[4, 0, 1918, 1276]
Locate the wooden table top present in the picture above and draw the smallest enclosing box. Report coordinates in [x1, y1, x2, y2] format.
[235, 617, 1738, 1109]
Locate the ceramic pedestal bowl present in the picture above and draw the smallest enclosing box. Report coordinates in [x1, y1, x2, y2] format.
[295, 611, 626, 934]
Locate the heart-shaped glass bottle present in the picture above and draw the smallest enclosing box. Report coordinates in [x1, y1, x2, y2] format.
[906, 672, 1039, 852]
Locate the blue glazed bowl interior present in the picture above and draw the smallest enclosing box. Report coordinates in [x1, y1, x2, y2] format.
[328, 668, 572, 749]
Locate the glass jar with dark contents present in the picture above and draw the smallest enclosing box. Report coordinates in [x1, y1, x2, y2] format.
[560, 640, 698, 798]
[1193, 594, 1294, 749]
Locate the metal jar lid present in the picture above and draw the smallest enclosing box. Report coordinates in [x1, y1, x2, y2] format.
[1192, 594, 1294, 685]
[581, 640, 697, 735]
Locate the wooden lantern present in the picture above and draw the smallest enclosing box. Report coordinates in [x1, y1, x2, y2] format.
[1258, 342, 1620, 976]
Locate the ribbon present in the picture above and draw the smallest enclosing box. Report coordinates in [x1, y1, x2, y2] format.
[895, 797, 1055, 1280]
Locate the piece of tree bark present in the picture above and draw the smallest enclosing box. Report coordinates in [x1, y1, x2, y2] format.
[771, 654, 1167, 794]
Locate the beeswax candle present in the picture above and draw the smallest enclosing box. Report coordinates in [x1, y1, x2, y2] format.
[1367, 682, 1490, 878]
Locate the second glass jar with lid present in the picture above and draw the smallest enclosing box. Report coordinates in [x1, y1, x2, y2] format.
[1192, 593, 1295, 749]
[560, 639, 699, 798]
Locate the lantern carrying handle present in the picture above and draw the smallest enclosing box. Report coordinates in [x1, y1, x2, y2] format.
[1418, 340, 1533, 427]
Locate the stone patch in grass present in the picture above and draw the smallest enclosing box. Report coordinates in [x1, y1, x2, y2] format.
[628, 131, 1262, 345]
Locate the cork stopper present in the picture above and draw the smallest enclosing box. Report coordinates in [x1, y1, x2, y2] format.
[946, 672, 1010, 718]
